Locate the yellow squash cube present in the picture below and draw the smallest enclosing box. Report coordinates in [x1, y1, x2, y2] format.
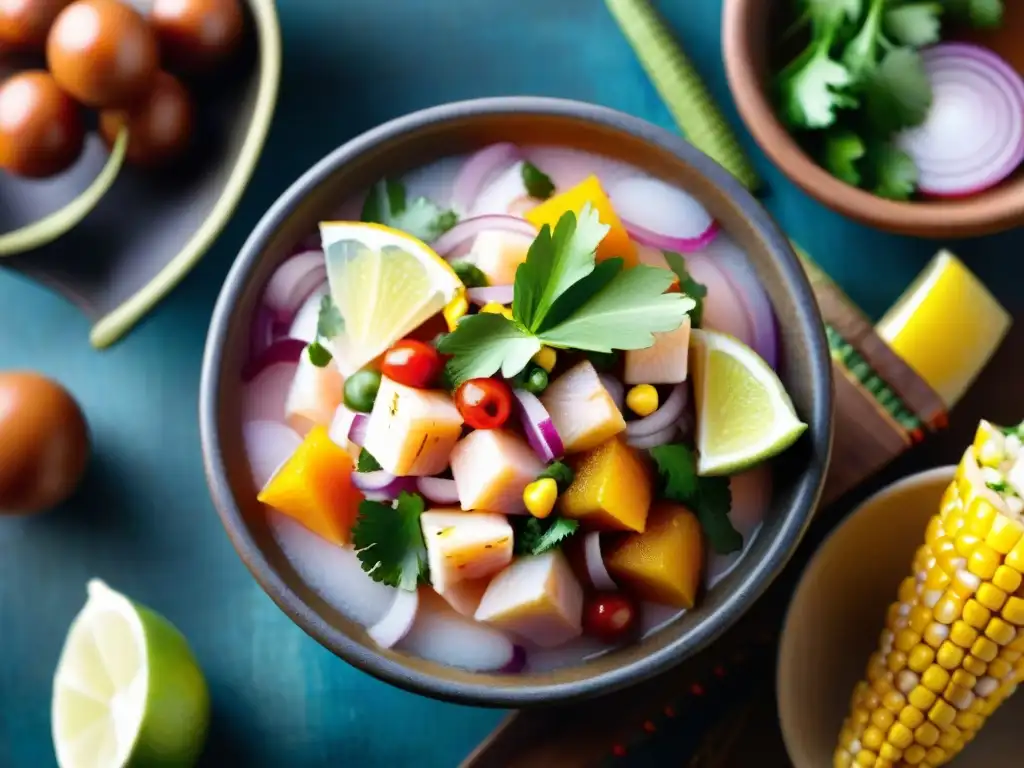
[605, 502, 705, 608]
[558, 437, 651, 532]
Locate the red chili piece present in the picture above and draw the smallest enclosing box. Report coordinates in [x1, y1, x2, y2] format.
[582, 591, 640, 644]
[454, 378, 513, 430]
[380, 339, 443, 389]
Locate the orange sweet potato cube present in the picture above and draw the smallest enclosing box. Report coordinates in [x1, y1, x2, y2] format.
[558, 437, 651, 532]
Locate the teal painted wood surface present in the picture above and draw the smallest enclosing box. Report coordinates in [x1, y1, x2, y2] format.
[1, 1, 1022, 766]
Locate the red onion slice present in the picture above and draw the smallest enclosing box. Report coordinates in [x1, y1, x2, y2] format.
[352, 470, 399, 492]
[244, 420, 303, 490]
[583, 532, 617, 591]
[466, 285, 514, 306]
[627, 422, 679, 450]
[598, 374, 625, 411]
[451, 143, 523, 213]
[288, 285, 329, 344]
[609, 176, 719, 253]
[368, 587, 420, 649]
[685, 254, 756, 350]
[512, 389, 564, 462]
[499, 644, 528, 674]
[328, 405, 368, 447]
[250, 305, 278, 363]
[523, 147, 635, 192]
[431, 215, 537, 260]
[242, 337, 306, 384]
[243, 352, 303, 425]
[704, 236, 778, 369]
[416, 477, 460, 505]
[625, 384, 688, 439]
[898, 44, 1024, 198]
[263, 251, 327, 324]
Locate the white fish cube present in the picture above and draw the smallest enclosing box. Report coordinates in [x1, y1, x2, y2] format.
[624, 316, 691, 385]
[285, 356, 344, 435]
[421, 510, 514, 594]
[450, 429, 545, 515]
[541, 361, 625, 453]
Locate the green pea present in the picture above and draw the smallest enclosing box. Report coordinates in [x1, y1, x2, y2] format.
[523, 366, 548, 395]
[344, 368, 382, 413]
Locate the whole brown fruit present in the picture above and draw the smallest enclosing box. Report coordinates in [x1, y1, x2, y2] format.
[0, 70, 84, 178]
[0, 372, 90, 515]
[46, 0, 158, 108]
[99, 69, 193, 167]
[150, 0, 243, 72]
[0, 0, 73, 49]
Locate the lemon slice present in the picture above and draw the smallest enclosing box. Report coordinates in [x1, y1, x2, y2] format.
[51, 580, 210, 768]
[319, 222, 463, 375]
[690, 328, 807, 476]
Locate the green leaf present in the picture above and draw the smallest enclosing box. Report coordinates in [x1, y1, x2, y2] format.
[661, 251, 708, 328]
[943, 0, 1002, 27]
[863, 47, 933, 134]
[537, 461, 575, 490]
[436, 313, 542, 387]
[776, 22, 858, 129]
[316, 293, 344, 340]
[805, 0, 864, 30]
[539, 257, 624, 331]
[538, 265, 694, 353]
[822, 130, 867, 186]
[352, 492, 429, 590]
[884, 3, 943, 47]
[360, 178, 458, 242]
[307, 340, 333, 367]
[840, 0, 887, 82]
[452, 261, 489, 288]
[695, 476, 743, 555]
[649, 444, 701, 503]
[356, 450, 382, 473]
[521, 161, 555, 200]
[868, 142, 918, 200]
[514, 516, 580, 556]
[513, 206, 609, 332]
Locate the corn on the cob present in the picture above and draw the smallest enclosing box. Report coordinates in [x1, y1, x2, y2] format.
[836, 420, 1024, 768]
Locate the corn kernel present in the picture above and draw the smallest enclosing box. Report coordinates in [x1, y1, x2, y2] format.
[937, 726, 962, 750]
[925, 746, 947, 764]
[933, 594, 963, 624]
[1005, 537, 1024, 571]
[964, 600, 991, 629]
[955, 711, 983, 730]
[936, 641, 964, 670]
[835, 750, 854, 768]
[625, 384, 658, 417]
[873, 759, 893, 768]
[904, 743, 928, 764]
[861, 690, 882, 710]
[921, 665, 950, 693]
[861, 725, 884, 751]
[853, 708, 871, 726]
[950, 621, 978, 648]
[1003, 596, 1024, 626]
[932, 537, 956, 558]
[1000, 648, 1022, 663]
[872, 676, 894, 696]
[977, 583, 1008, 611]
[946, 504, 967, 534]
[926, 698, 956, 728]
[985, 617, 1016, 646]
[971, 636, 999, 662]
[523, 478, 558, 519]
[479, 301, 512, 318]
[898, 577, 918, 604]
[531, 346, 556, 372]
[923, 622, 949, 648]
[951, 570, 981, 599]
[883, 690, 906, 713]
[940, 483, 959, 515]
[878, 743, 902, 762]
[443, 294, 469, 330]
[907, 645, 934, 673]
[955, 533, 982, 558]
[963, 655, 988, 676]
[971, 695, 989, 714]
[967, 497, 998, 537]
[887, 603, 903, 628]
[870, 707, 894, 731]
[908, 685, 936, 710]
[987, 515, 1024, 555]
[886, 651, 908, 674]
[975, 676, 999, 697]
[993, 565, 1022, 593]
[908, 605, 932, 634]
[899, 705, 925, 729]
[968, 544, 1001, 580]
[854, 750, 876, 766]
[925, 567, 951, 590]
[887, 722, 914, 749]
[894, 629, 921, 653]
[952, 668, 977, 689]
[896, 670, 920, 694]
[943, 682, 973, 711]
[987, 658, 1012, 679]
[1008, 633, 1024, 652]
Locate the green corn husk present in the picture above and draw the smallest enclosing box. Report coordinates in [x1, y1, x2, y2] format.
[604, 0, 762, 191]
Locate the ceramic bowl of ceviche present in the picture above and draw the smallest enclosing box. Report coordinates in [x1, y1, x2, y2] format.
[200, 97, 832, 706]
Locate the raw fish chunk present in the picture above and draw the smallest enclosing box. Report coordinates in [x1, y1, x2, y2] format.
[284, 356, 344, 435]
[438, 577, 491, 617]
[541, 361, 626, 454]
[361, 376, 464, 476]
[474, 550, 584, 648]
[624, 316, 691, 385]
[421, 510, 514, 594]
[458, 229, 532, 286]
[559, 437, 652, 532]
[449, 429, 545, 515]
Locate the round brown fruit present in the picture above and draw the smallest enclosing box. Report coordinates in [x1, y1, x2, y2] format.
[0, 70, 84, 178]
[150, 0, 243, 72]
[0, 372, 90, 515]
[100, 70, 193, 167]
[46, 0, 158, 108]
[0, 0, 72, 49]
[582, 591, 640, 644]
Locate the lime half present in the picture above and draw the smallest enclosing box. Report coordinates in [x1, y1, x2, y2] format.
[51, 580, 210, 768]
[690, 328, 807, 476]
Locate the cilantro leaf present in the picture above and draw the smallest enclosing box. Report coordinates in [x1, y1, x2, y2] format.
[513, 206, 609, 332]
[317, 293, 344, 340]
[884, 3, 943, 47]
[436, 313, 541, 387]
[650, 444, 700, 502]
[822, 130, 866, 186]
[361, 178, 458, 242]
[805, 0, 864, 29]
[537, 461, 574, 490]
[661, 251, 708, 328]
[840, 0, 887, 82]
[356, 450, 382, 473]
[863, 47, 932, 134]
[537, 265, 694, 353]
[521, 161, 555, 200]
[352, 492, 428, 590]
[452, 261, 488, 288]
[868, 142, 918, 200]
[539, 257, 624, 331]
[943, 0, 1002, 27]
[514, 516, 579, 556]
[694, 476, 743, 555]
[307, 340, 333, 367]
[776, 20, 858, 129]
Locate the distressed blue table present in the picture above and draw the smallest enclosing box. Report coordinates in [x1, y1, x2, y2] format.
[2, 1, 1023, 766]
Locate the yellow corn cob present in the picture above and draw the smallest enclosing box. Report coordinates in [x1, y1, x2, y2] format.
[835, 420, 1024, 768]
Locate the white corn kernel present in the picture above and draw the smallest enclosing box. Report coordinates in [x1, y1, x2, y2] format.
[975, 677, 999, 697]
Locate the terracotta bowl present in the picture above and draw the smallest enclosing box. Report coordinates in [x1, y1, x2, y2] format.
[722, 0, 1024, 238]
[200, 97, 833, 707]
[778, 466, 1024, 767]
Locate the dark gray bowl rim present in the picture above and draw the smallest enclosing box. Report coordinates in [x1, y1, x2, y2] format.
[200, 96, 833, 708]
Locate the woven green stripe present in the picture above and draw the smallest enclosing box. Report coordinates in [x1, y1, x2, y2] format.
[604, 0, 762, 191]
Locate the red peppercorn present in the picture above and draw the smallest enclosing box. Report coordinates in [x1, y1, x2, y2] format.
[583, 591, 639, 644]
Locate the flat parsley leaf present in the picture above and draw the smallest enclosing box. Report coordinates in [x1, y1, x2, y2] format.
[649, 443, 742, 555]
[537, 461, 574, 490]
[884, 3, 943, 47]
[521, 161, 555, 199]
[661, 251, 708, 328]
[316, 293, 344, 339]
[537, 265, 694, 352]
[805, 0, 863, 30]
[352, 492, 428, 590]
[356, 450, 382, 473]
[513, 205, 609, 332]
[776, 17, 857, 129]
[436, 313, 542, 387]
[822, 130, 866, 187]
[361, 178, 458, 242]
[514, 516, 580, 556]
[868, 142, 918, 200]
[863, 47, 932, 134]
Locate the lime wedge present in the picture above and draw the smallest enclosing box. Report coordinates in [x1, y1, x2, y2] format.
[51, 580, 210, 768]
[319, 221, 463, 375]
[690, 328, 807, 476]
